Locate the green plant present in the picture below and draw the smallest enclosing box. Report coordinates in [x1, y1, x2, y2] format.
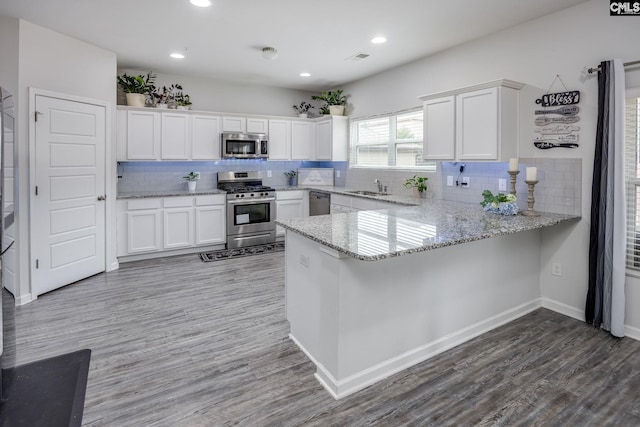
[175, 93, 192, 107]
[153, 84, 183, 104]
[311, 89, 348, 106]
[293, 102, 314, 114]
[480, 190, 516, 207]
[183, 172, 200, 181]
[284, 170, 298, 178]
[403, 175, 429, 192]
[117, 72, 156, 94]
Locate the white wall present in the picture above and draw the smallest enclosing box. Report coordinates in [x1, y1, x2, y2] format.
[11, 20, 117, 303]
[0, 16, 19, 95]
[342, 0, 640, 334]
[118, 68, 315, 117]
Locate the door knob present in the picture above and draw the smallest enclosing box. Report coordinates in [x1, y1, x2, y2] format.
[97, 195, 106, 201]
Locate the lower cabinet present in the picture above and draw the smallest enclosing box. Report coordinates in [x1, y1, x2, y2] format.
[117, 194, 226, 258]
[276, 190, 306, 237]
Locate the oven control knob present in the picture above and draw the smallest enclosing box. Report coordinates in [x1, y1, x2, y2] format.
[240, 194, 245, 198]
[250, 193, 255, 197]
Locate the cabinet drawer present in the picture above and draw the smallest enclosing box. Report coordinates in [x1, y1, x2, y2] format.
[163, 197, 194, 208]
[127, 198, 162, 210]
[276, 190, 305, 201]
[195, 195, 226, 206]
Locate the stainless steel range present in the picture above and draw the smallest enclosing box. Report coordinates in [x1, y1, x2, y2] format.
[217, 171, 276, 249]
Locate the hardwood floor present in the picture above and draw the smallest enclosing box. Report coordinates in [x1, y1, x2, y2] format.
[8, 252, 640, 426]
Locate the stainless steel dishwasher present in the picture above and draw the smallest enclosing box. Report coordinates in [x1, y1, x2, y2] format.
[309, 191, 331, 216]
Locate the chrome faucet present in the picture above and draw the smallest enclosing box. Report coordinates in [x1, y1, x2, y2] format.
[374, 178, 383, 193]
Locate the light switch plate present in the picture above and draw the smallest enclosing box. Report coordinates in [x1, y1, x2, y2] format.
[267, 170, 272, 177]
[447, 176, 454, 186]
[498, 179, 507, 191]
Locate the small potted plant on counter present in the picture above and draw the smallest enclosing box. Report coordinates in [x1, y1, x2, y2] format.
[312, 89, 348, 116]
[480, 190, 518, 215]
[403, 175, 429, 198]
[117, 72, 156, 107]
[284, 170, 298, 186]
[183, 171, 200, 192]
[292, 101, 314, 118]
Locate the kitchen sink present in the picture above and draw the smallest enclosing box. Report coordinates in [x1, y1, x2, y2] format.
[346, 190, 391, 196]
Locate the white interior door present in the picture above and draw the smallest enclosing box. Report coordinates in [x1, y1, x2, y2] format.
[32, 94, 106, 296]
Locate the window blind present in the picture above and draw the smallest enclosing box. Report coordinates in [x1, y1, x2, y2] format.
[625, 95, 640, 270]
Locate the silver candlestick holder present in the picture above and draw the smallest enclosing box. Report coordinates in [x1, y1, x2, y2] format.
[521, 180, 540, 216]
[507, 170, 519, 196]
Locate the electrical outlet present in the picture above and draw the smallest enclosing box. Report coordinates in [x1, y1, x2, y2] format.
[336, 170, 341, 178]
[447, 176, 454, 186]
[498, 179, 507, 191]
[462, 177, 470, 188]
[267, 170, 272, 177]
[552, 262, 562, 277]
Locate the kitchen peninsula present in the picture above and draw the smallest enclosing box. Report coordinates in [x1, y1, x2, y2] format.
[277, 199, 579, 399]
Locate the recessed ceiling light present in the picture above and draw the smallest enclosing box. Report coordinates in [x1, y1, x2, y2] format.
[371, 36, 387, 44]
[170, 53, 185, 59]
[300, 72, 311, 77]
[190, 0, 211, 7]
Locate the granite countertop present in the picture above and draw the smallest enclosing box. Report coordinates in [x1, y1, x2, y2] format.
[117, 189, 226, 199]
[276, 199, 580, 261]
[275, 185, 418, 206]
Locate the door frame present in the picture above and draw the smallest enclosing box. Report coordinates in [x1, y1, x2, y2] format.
[28, 88, 115, 301]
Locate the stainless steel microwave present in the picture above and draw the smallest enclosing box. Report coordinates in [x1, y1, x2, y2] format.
[221, 132, 268, 159]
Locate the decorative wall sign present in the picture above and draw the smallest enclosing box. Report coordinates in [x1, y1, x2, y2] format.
[535, 90, 580, 106]
[534, 74, 581, 150]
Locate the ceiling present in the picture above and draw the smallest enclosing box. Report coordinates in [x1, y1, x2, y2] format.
[0, 0, 589, 91]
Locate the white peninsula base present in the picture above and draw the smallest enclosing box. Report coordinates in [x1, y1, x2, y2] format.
[285, 229, 544, 399]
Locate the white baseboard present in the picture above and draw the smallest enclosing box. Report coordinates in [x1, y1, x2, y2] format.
[541, 297, 585, 321]
[625, 324, 640, 341]
[15, 293, 35, 306]
[290, 298, 542, 400]
[108, 260, 119, 271]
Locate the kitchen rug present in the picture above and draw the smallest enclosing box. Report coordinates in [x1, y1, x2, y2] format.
[199, 242, 285, 262]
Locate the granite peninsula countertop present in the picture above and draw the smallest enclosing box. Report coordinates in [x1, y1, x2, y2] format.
[276, 199, 580, 261]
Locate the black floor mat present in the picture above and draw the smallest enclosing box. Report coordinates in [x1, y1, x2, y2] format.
[200, 242, 285, 262]
[0, 349, 91, 427]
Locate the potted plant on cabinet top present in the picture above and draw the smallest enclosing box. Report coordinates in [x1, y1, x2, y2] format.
[311, 89, 348, 116]
[117, 72, 156, 107]
[175, 93, 192, 110]
[292, 102, 314, 118]
[403, 175, 429, 198]
[153, 84, 183, 108]
[183, 171, 200, 192]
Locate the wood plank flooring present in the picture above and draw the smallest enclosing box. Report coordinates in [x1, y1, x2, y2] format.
[7, 252, 640, 426]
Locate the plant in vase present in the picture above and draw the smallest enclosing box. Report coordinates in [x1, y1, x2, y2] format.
[403, 175, 429, 198]
[292, 102, 314, 118]
[480, 190, 518, 215]
[183, 171, 200, 192]
[284, 170, 298, 186]
[311, 89, 348, 116]
[153, 84, 183, 108]
[117, 72, 156, 107]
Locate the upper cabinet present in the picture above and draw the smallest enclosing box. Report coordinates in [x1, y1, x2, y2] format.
[291, 121, 315, 160]
[246, 118, 268, 134]
[125, 110, 161, 160]
[222, 116, 246, 133]
[268, 119, 291, 160]
[192, 115, 222, 160]
[315, 116, 348, 161]
[419, 79, 524, 161]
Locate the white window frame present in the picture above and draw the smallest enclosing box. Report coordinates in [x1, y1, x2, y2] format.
[349, 107, 437, 172]
[625, 87, 640, 274]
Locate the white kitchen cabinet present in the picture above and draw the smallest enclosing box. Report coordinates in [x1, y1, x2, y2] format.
[247, 118, 268, 134]
[126, 199, 162, 253]
[127, 110, 161, 160]
[268, 119, 291, 160]
[315, 116, 349, 161]
[222, 116, 246, 133]
[161, 113, 190, 160]
[195, 195, 226, 245]
[192, 115, 221, 160]
[163, 197, 195, 249]
[291, 121, 315, 160]
[419, 79, 523, 161]
[276, 191, 306, 237]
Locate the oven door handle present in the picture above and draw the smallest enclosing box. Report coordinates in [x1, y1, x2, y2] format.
[227, 197, 276, 204]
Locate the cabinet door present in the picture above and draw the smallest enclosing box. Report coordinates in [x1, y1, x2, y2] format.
[192, 115, 221, 160]
[423, 96, 455, 160]
[127, 110, 160, 160]
[116, 110, 127, 161]
[268, 119, 291, 160]
[127, 210, 162, 253]
[195, 205, 226, 245]
[456, 88, 499, 160]
[247, 118, 268, 134]
[276, 199, 304, 236]
[222, 116, 246, 133]
[291, 121, 314, 160]
[315, 120, 332, 160]
[161, 113, 190, 160]
[164, 208, 194, 249]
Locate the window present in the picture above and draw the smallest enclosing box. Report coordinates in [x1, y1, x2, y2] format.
[625, 90, 640, 270]
[350, 109, 435, 170]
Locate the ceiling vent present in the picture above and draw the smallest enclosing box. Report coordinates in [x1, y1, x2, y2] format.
[345, 53, 370, 62]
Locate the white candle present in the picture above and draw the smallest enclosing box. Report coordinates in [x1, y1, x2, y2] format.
[508, 158, 519, 172]
[526, 167, 537, 181]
